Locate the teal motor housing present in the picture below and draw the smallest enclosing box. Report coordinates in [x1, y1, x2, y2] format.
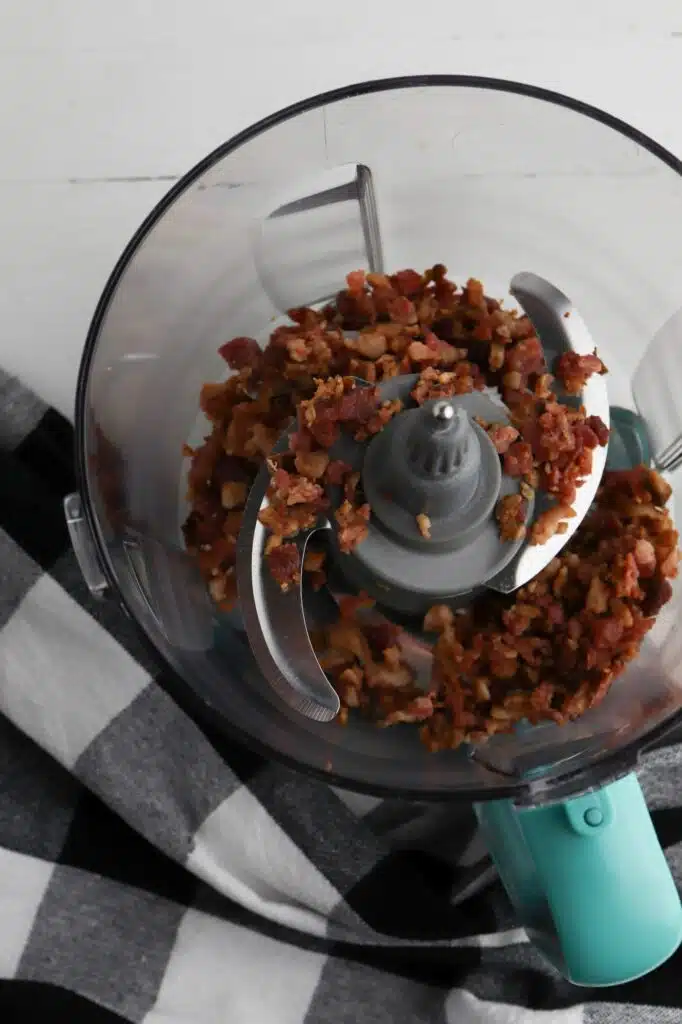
[475, 771, 682, 986]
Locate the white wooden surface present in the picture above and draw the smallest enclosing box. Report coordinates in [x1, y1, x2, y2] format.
[2, 0, 682, 419]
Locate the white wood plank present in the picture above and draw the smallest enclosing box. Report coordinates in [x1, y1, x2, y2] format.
[1, 0, 681, 413]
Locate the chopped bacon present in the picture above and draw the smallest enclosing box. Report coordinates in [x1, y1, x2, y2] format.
[530, 505, 576, 545]
[555, 351, 606, 394]
[586, 415, 610, 447]
[634, 539, 657, 577]
[382, 695, 435, 726]
[416, 513, 432, 539]
[391, 269, 423, 296]
[266, 543, 300, 590]
[496, 494, 527, 542]
[187, 266, 677, 758]
[503, 442, 534, 477]
[335, 500, 371, 553]
[465, 278, 485, 307]
[218, 336, 262, 371]
[423, 605, 454, 633]
[486, 423, 520, 455]
[345, 331, 387, 360]
[294, 450, 329, 480]
[505, 335, 545, 375]
[346, 269, 366, 293]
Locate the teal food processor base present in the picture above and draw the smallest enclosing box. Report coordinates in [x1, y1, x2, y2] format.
[475, 409, 681, 986]
[475, 774, 682, 986]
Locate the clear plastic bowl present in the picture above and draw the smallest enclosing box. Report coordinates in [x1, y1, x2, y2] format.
[74, 76, 682, 801]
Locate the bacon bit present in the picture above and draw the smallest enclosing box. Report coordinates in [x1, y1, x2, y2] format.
[585, 415, 610, 448]
[592, 618, 624, 650]
[416, 513, 432, 539]
[387, 295, 418, 327]
[274, 473, 325, 507]
[367, 657, 414, 690]
[345, 331, 387, 360]
[648, 468, 673, 506]
[391, 269, 424, 296]
[586, 575, 609, 614]
[407, 339, 466, 366]
[362, 620, 402, 650]
[465, 278, 486, 308]
[530, 505, 576, 545]
[221, 481, 248, 509]
[486, 423, 520, 455]
[496, 494, 527, 542]
[555, 351, 606, 394]
[535, 373, 554, 399]
[326, 621, 374, 665]
[489, 342, 506, 371]
[341, 472, 360, 503]
[346, 269, 366, 293]
[294, 449, 329, 480]
[266, 543, 300, 590]
[504, 441, 534, 477]
[505, 335, 545, 375]
[382, 695, 435, 726]
[334, 500, 371, 553]
[423, 605, 454, 633]
[303, 549, 326, 573]
[634, 539, 657, 577]
[218, 336, 262, 370]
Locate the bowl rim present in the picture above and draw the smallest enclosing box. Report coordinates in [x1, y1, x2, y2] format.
[74, 74, 682, 801]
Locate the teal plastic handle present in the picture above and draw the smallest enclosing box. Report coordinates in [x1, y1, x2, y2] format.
[475, 772, 682, 986]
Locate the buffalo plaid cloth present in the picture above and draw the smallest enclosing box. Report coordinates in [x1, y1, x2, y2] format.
[1, 367, 682, 1023]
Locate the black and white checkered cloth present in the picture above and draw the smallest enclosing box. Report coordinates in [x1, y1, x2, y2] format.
[1, 369, 682, 1023]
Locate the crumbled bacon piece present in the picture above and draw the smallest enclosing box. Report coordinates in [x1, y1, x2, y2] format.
[218, 336, 262, 371]
[391, 269, 424, 296]
[346, 269, 366, 293]
[302, 548, 325, 574]
[266, 543, 300, 590]
[496, 494, 527, 542]
[486, 423, 520, 455]
[634, 539, 657, 577]
[221, 481, 248, 509]
[345, 331, 387, 360]
[271, 471, 324, 507]
[465, 278, 485, 307]
[335, 500, 371, 553]
[530, 505, 576, 545]
[503, 442, 534, 477]
[505, 335, 545, 375]
[416, 513, 432, 539]
[555, 351, 606, 394]
[382, 696, 434, 725]
[294, 449, 329, 480]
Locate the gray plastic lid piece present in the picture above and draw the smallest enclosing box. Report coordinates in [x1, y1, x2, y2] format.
[363, 396, 502, 553]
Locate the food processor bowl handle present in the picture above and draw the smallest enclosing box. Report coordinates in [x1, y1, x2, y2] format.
[475, 772, 682, 986]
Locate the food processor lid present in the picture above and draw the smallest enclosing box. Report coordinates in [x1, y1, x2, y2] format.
[236, 272, 610, 722]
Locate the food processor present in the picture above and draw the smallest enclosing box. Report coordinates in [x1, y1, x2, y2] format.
[66, 77, 682, 987]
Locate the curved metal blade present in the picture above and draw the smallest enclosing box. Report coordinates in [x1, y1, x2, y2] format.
[486, 272, 610, 594]
[236, 460, 340, 723]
